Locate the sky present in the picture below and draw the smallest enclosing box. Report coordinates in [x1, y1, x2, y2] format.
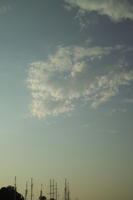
[0, 0, 133, 199]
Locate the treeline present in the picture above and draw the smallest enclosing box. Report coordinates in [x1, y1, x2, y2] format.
[0, 186, 24, 200]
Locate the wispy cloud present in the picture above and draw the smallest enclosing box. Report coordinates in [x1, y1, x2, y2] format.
[0, 5, 11, 15]
[64, 0, 133, 22]
[108, 129, 120, 135]
[27, 45, 133, 118]
[124, 98, 133, 103]
[111, 108, 127, 113]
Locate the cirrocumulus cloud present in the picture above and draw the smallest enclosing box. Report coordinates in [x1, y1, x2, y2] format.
[27, 45, 133, 118]
[64, 0, 133, 22]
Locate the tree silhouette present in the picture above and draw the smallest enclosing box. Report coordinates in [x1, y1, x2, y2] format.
[39, 196, 47, 200]
[0, 186, 24, 200]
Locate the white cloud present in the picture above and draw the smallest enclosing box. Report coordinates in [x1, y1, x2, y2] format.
[64, 0, 133, 22]
[0, 5, 11, 15]
[27, 45, 133, 118]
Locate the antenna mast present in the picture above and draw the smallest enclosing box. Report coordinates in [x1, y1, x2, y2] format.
[25, 181, 28, 200]
[40, 184, 43, 198]
[64, 179, 67, 200]
[67, 182, 70, 200]
[14, 176, 17, 191]
[55, 182, 57, 200]
[14, 176, 17, 200]
[64, 179, 70, 200]
[50, 179, 52, 199]
[53, 179, 54, 200]
[31, 178, 33, 200]
[49, 179, 56, 199]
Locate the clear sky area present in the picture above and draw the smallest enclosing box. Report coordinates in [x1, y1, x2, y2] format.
[0, 0, 133, 200]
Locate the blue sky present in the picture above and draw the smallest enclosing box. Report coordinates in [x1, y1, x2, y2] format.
[0, 0, 133, 200]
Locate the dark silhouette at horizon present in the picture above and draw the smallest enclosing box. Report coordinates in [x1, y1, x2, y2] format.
[0, 186, 24, 200]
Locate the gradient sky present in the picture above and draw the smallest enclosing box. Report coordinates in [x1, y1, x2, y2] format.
[0, 0, 133, 200]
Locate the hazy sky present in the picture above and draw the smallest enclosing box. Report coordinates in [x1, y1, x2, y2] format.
[0, 0, 133, 200]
